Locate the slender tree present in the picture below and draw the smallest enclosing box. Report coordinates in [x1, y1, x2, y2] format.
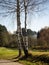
[23, 0, 47, 55]
[24, 0, 28, 56]
[17, 0, 22, 56]
[17, 0, 29, 57]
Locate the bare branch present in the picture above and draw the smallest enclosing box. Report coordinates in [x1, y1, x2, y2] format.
[0, 0, 48, 16]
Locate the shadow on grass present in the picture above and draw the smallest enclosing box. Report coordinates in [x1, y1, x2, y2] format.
[18, 53, 49, 64]
[12, 53, 49, 65]
[12, 55, 20, 59]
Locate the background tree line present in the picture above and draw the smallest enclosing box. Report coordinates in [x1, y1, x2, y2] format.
[0, 24, 49, 50]
[37, 27, 49, 50]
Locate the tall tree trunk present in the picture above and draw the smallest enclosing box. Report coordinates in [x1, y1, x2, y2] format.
[17, 0, 22, 56]
[24, 0, 28, 57]
[17, 0, 28, 57]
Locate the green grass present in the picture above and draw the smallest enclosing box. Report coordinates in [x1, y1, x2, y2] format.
[0, 47, 18, 59]
[0, 47, 49, 65]
[19, 60, 48, 65]
[19, 50, 49, 65]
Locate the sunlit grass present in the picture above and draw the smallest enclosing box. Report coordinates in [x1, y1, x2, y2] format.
[19, 50, 49, 65]
[29, 50, 49, 56]
[0, 47, 49, 65]
[0, 47, 18, 59]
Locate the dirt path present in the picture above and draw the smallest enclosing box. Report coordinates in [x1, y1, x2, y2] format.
[0, 60, 23, 65]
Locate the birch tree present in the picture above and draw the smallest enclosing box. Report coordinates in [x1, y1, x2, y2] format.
[23, 0, 47, 57]
[17, 0, 22, 57]
[23, 0, 28, 56]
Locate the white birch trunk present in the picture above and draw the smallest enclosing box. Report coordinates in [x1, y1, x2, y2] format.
[24, 0, 28, 50]
[17, 0, 22, 56]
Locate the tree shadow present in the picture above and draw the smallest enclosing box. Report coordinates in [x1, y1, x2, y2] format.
[18, 53, 49, 64]
[12, 55, 20, 59]
[12, 53, 49, 65]
[11, 55, 23, 62]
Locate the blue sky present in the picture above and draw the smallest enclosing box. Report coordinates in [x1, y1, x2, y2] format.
[0, 0, 49, 33]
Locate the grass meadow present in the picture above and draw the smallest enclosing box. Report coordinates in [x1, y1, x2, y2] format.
[0, 47, 49, 65]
